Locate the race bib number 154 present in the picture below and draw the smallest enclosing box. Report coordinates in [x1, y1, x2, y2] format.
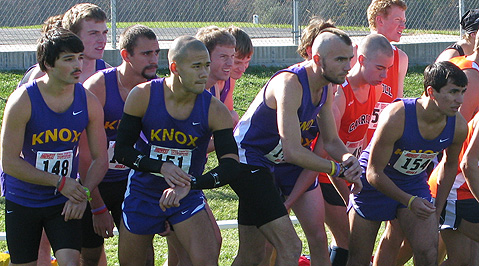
[393, 150, 437, 175]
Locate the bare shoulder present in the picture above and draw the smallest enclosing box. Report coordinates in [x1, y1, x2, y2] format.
[397, 48, 408, 61]
[4, 85, 32, 123]
[375, 100, 405, 137]
[129, 81, 151, 99]
[463, 68, 479, 83]
[436, 49, 459, 63]
[8, 85, 31, 107]
[83, 71, 106, 104]
[265, 71, 302, 109]
[123, 81, 152, 117]
[397, 48, 408, 72]
[84, 88, 103, 117]
[83, 71, 106, 92]
[208, 96, 234, 131]
[269, 71, 301, 91]
[381, 100, 405, 121]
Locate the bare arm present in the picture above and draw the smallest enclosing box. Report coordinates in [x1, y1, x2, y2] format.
[79, 72, 107, 193]
[77, 73, 115, 235]
[272, 73, 332, 172]
[79, 90, 109, 205]
[461, 116, 479, 201]
[269, 74, 361, 191]
[63, 90, 109, 221]
[317, 85, 362, 188]
[435, 114, 468, 214]
[436, 49, 460, 63]
[367, 102, 407, 203]
[459, 69, 479, 121]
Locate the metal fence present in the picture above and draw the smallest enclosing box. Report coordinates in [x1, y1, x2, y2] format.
[0, 0, 478, 51]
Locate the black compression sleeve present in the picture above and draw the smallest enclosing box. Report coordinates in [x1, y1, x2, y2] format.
[191, 127, 239, 189]
[114, 113, 163, 173]
[213, 128, 238, 158]
[191, 157, 239, 189]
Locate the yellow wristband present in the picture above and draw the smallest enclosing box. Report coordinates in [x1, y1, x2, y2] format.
[329, 160, 336, 176]
[407, 195, 417, 210]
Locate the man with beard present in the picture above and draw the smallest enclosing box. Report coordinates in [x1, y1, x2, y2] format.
[231, 28, 362, 266]
[80, 24, 159, 265]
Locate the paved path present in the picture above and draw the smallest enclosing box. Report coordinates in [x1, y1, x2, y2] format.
[0, 27, 460, 52]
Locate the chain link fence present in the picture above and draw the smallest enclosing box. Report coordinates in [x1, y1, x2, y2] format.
[0, 0, 478, 51]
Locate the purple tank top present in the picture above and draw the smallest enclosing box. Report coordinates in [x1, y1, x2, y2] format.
[125, 78, 213, 203]
[359, 98, 456, 185]
[5, 81, 89, 207]
[209, 78, 231, 103]
[235, 64, 327, 171]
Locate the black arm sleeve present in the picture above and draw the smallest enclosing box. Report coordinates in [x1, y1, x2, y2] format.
[191, 128, 239, 189]
[213, 128, 238, 158]
[114, 113, 163, 173]
[191, 157, 239, 189]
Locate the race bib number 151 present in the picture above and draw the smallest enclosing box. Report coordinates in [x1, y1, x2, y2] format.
[150, 145, 192, 175]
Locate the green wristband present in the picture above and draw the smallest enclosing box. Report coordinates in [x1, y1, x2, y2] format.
[83, 187, 92, 201]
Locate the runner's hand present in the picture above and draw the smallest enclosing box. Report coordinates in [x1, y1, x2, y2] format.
[62, 199, 87, 221]
[160, 162, 191, 188]
[60, 177, 87, 203]
[159, 184, 191, 211]
[92, 210, 115, 238]
[341, 156, 363, 194]
[409, 197, 436, 220]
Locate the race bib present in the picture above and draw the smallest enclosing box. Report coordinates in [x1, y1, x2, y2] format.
[345, 139, 364, 158]
[368, 102, 389, 130]
[393, 150, 437, 175]
[108, 141, 129, 170]
[149, 145, 192, 176]
[36, 150, 73, 177]
[265, 141, 285, 164]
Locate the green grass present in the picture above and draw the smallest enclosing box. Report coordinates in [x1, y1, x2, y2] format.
[0, 66, 425, 265]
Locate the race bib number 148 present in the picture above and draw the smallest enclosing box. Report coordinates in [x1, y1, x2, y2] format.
[36, 150, 73, 177]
